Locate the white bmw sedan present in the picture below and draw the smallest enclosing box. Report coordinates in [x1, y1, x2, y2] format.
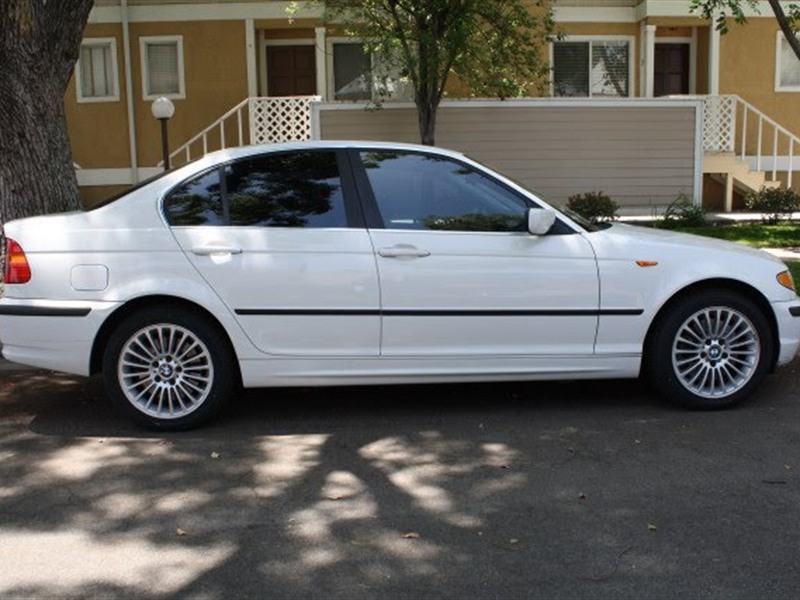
[1, 141, 798, 429]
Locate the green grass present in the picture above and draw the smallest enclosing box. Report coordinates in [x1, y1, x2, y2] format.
[786, 260, 800, 294]
[674, 223, 800, 248]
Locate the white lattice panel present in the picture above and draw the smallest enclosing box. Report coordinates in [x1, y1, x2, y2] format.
[703, 95, 737, 152]
[249, 96, 320, 144]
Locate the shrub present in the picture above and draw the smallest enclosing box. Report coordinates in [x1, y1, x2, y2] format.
[745, 187, 800, 224]
[655, 193, 707, 229]
[566, 191, 618, 222]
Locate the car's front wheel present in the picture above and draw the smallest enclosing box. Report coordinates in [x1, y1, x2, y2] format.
[103, 308, 236, 430]
[647, 290, 774, 409]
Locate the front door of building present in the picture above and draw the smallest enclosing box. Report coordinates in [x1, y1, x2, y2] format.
[266, 45, 316, 96]
[654, 43, 690, 96]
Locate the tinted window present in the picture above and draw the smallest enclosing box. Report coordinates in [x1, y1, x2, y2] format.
[360, 151, 528, 232]
[166, 168, 225, 226]
[165, 150, 347, 228]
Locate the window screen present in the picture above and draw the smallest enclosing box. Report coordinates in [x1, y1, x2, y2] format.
[591, 41, 629, 97]
[333, 43, 372, 101]
[79, 42, 116, 99]
[146, 41, 180, 96]
[779, 37, 800, 88]
[553, 40, 629, 98]
[553, 42, 590, 97]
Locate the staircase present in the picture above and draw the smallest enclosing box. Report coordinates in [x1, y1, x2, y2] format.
[703, 153, 781, 212]
[164, 96, 320, 168]
[695, 95, 800, 211]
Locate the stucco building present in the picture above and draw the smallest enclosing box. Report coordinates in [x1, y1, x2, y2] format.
[68, 0, 800, 211]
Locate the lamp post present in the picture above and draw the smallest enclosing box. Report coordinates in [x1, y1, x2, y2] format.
[151, 97, 175, 170]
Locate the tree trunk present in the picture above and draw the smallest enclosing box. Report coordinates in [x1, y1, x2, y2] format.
[0, 0, 94, 224]
[418, 101, 438, 146]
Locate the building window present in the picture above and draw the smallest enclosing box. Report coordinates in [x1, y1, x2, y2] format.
[552, 39, 631, 98]
[76, 38, 119, 103]
[776, 33, 800, 91]
[328, 40, 413, 102]
[333, 43, 372, 101]
[140, 36, 185, 100]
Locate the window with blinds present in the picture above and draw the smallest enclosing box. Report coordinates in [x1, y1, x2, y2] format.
[777, 34, 800, 90]
[329, 41, 414, 102]
[333, 43, 372, 101]
[140, 36, 185, 99]
[77, 39, 119, 102]
[553, 40, 630, 98]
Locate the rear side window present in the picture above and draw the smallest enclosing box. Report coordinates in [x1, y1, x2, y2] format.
[165, 150, 347, 228]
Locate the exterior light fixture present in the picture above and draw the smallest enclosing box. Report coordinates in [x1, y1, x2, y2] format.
[151, 96, 175, 170]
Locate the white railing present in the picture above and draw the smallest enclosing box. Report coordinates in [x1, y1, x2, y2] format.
[690, 94, 800, 188]
[166, 95, 320, 167]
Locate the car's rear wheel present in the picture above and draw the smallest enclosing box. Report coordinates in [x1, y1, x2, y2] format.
[103, 308, 236, 430]
[647, 290, 774, 409]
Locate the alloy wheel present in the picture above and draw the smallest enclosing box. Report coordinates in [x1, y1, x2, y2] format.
[117, 323, 214, 419]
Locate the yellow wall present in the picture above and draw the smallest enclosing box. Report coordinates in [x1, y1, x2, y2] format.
[719, 17, 800, 153]
[79, 185, 130, 208]
[130, 20, 249, 167]
[720, 19, 789, 109]
[67, 23, 130, 169]
[67, 20, 250, 171]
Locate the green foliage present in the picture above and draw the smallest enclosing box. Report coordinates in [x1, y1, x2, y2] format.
[786, 260, 800, 293]
[673, 223, 800, 248]
[654, 193, 707, 229]
[689, 0, 758, 32]
[745, 186, 800, 224]
[422, 213, 525, 232]
[690, 0, 800, 60]
[298, 0, 556, 144]
[566, 191, 618, 222]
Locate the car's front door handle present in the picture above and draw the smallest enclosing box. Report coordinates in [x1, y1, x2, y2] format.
[378, 245, 431, 259]
[191, 244, 243, 256]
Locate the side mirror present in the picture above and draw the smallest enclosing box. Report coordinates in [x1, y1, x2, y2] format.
[527, 208, 556, 236]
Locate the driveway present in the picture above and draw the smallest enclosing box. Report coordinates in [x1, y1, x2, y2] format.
[0, 360, 798, 599]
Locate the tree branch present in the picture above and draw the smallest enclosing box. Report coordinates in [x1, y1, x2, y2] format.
[767, 0, 800, 61]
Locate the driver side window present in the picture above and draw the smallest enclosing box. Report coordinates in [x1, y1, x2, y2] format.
[359, 151, 529, 232]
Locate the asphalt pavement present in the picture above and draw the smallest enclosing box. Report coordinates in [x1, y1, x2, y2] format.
[0, 357, 799, 599]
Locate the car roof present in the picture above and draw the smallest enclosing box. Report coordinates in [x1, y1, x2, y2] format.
[193, 140, 467, 166]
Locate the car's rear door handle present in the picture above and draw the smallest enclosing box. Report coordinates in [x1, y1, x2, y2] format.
[378, 245, 431, 259]
[191, 244, 243, 256]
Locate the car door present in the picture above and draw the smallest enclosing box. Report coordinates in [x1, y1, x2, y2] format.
[350, 148, 599, 357]
[165, 148, 380, 356]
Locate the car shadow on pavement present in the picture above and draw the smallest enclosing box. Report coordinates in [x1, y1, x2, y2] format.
[1, 366, 797, 598]
[7, 370, 658, 439]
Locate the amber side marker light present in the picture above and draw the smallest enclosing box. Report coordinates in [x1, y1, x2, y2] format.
[4, 238, 31, 284]
[777, 270, 795, 292]
[636, 260, 659, 268]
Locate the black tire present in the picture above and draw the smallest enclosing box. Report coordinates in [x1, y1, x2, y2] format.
[102, 307, 237, 430]
[646, 289, 774, 410]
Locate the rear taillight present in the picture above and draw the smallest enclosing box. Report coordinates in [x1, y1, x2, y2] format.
[4, 238, 31, 284]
